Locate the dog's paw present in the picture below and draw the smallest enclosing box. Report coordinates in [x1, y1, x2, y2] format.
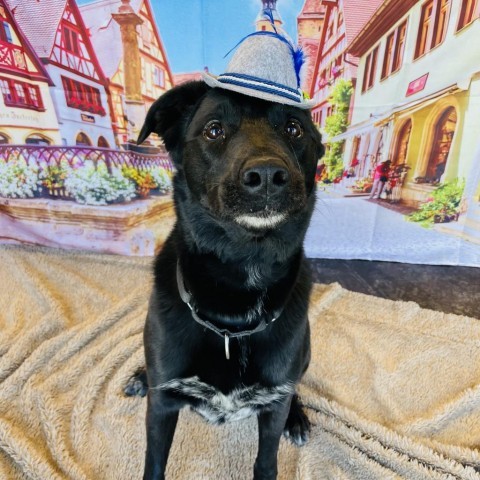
[283, 395, 310, 446]
[124, 369, 148, 397]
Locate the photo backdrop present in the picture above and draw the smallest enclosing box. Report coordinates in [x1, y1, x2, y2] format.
[0, 0, 479, 267]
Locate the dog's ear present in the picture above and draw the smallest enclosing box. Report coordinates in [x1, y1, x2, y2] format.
[137, 81, 210, 151]
[309, 121, 325, 161]
[316, 136, 325, 161]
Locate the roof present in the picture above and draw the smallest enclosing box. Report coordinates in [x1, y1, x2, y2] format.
[173, 72, 204, 86]
[343, 0, 384, 48]
[349, 0, 419, 56]
[298, 0, 325, 19]
[5, 0, 68, 58]
[1, 0, 53, 84]
[308, 0, 382, 97]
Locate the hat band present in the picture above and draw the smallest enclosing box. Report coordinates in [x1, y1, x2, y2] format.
[217, 73, 303, 104]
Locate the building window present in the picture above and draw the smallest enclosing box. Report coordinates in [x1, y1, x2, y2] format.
[62, 25, 81, 56]
[0, 20, 13, 43]
[392, 22, 407, 72]
[382, 32, 395, 79]
[153, 67, 165, 88]
[61, 76, 106, 116]
[416, 0, 434, 57]
[76, 132, 92, 146]
[362, 46, 379, 92]
[434, 0, 450, 46]
[382, 21, 408, 79]
[415, 0, 451, 58]
[457, 0, 479, 30]
[312, 109, 323, 126]
[326, 15, 334, 39]
[141, 24, 151, 48]
[25, 134, 50, 145]
[98, 136, 110, 148]
[338, 11, 344, 27]
[0, 77, 44, 110]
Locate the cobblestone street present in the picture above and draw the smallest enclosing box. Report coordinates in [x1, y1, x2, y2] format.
[305, 190, 480, 267]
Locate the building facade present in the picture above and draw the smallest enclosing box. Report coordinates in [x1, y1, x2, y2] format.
[308, 0, 383, 133]
[340, 0, 480, 240]
[6, 0, 115, 147]
[80, 0, 174, 147]
[297, 0, 325, 93]
[0, 1, 61, 145]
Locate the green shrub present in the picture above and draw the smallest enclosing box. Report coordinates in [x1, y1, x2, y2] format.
[323, 79, 353, 181]
[407, 179, 465, 227]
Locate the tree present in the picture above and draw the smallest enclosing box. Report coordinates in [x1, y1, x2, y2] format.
[322, 79, 353, 180]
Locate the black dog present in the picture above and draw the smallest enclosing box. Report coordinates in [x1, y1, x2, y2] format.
[126, 81, 324, 480]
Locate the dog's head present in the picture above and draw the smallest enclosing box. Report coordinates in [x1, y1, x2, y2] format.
[139, 81, 324, 238]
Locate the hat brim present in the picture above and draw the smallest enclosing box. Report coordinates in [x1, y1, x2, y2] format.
[202, 72, 316, 110]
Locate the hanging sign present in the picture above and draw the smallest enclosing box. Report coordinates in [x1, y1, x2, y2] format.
[406, 73, 429, 97]
[81, 113, 95, 123]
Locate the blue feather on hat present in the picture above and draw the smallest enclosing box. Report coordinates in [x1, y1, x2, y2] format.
[223, 8, 306, 88]
[206, 5, 315, 108]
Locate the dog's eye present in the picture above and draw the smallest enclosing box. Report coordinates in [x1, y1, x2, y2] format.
[285, 120, 304, 139]
[203, 121, 225, 141]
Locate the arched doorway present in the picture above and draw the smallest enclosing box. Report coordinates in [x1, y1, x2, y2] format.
[0, 133, 9, 144]
[359, 134, 371, 178]
[350, 136, 360, 166]
[25, 134, 51, 145]
[97, 136, 109, 148]
[370, 129, 384, 176]
[76, 132, 92, 146]
[426, 107, 457, 183]
[392, 119, 412, 166]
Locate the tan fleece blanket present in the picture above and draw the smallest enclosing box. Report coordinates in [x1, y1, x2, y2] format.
[0, 245, 479, 479]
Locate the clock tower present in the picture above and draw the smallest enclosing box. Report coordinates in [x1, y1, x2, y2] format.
[256, 0, 283, 32]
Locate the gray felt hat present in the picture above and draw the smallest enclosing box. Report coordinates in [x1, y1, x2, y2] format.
[202, 32, 315, 110]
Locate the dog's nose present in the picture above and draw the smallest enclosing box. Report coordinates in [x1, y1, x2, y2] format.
[241, 165, 289, 195]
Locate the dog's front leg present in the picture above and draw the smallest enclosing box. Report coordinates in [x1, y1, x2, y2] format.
[253, 394, 293, 480]
[144, 390, 179, 480]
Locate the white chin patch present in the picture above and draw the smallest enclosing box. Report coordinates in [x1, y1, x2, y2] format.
[235, 213, 286, 230]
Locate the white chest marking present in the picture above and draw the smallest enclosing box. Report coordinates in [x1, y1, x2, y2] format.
[154, 376, 294, 424]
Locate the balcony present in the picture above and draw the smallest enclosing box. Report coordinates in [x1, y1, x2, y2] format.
[0, 144, 173, 173]
[0, 41, 28, 72]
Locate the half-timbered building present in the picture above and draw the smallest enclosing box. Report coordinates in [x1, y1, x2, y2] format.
[308, 0, 383, 132]
[80, 0, 174, 147]
[0, 0, 61, 145]
[6, 0, 114, 147]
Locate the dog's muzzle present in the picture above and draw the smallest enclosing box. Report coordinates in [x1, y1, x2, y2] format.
[241, 163, 289, 197]
[232, 162, 291, 230]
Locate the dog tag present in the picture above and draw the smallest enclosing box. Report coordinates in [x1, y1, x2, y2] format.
[225, 334, 230, 360]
